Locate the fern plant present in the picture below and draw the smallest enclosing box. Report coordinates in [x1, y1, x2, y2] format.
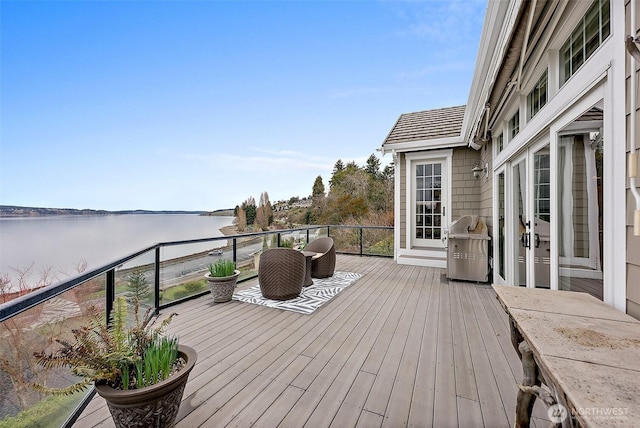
[33, 297, 177, 395]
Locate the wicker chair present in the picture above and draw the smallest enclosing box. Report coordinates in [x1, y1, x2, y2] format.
[305, 237, 336, 279]
[258, 248, 306, 300]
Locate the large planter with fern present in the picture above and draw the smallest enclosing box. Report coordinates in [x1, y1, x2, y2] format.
[95, 344, 196, 428]
[34, 297, 197, 428]
[205, 258, 240, 302]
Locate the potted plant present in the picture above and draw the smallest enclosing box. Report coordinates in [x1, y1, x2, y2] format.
[205, 258, 240, 302]
[33, 297, 196, 428]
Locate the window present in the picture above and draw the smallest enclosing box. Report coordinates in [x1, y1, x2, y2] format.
[415, 163, 442, 240]
[560, 0, 610, 85]
[496, 131, 504, 154]
[527, 70, 548, 120]
[509, 111, 520, 140]
[534, 152, 550, 222]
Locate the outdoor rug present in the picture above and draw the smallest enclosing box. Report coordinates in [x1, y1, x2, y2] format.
[232, 271, 362, 315]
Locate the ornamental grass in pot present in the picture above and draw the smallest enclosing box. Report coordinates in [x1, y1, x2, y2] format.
[205, 258, 240, 303]
[33, 297, 196, 428]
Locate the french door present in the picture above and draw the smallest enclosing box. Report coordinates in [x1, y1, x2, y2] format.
[510, 142, 551, 288]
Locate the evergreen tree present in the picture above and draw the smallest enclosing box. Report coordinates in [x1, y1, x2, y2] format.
[329, 161, 360, 193]
[241, 197, 257, 226]
[365, 153, 381, 179]
[312, 176, 325, 198]
[126, 269, 150, 304]
[332, 159, 344, 175]
[382, 162, 394, 180]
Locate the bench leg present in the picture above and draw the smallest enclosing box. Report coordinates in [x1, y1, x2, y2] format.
[509, 316, 524, 359]
[515, 340, 540, 428]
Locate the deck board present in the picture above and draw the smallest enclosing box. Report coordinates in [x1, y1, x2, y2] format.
[76, 255, 539, 428]
[433, 274, 458, 427]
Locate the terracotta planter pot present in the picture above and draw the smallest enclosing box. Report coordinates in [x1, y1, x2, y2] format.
[95, 345, 197, 428]
[205, 270, 240, 302]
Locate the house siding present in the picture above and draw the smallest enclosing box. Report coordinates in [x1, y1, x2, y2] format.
[625, 0, 640, 320]
[479, 142, 493, 236]
[451, 148, 482, 220]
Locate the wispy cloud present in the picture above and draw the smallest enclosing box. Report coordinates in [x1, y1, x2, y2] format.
[389, 0, 486, 45]
[394, 60, 475, 79]
[327, 86, 386, 99]
[182, 148, 336, 173]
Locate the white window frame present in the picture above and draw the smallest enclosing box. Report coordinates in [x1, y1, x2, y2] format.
[494, 128, 505, 158]
[509, 109, 520, 140]
[527, 69, 549, 120]
[559, 0, 611, 86]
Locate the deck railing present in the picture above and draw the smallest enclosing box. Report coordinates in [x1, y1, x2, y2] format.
[0, 224, 392, 428]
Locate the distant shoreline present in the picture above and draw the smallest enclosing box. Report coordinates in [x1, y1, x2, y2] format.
[0, 205, 234, 218]
[220, 225, 238, 236]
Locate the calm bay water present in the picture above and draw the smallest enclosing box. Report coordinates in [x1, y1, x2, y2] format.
[0, 214, 234, 287]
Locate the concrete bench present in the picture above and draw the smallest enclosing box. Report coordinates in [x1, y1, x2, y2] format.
[493, 285, 640, 427]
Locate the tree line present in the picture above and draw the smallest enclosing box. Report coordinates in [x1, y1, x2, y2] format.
[233, 153, 394, 230]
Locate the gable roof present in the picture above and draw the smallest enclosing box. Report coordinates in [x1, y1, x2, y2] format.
[381, 105, 466, 154]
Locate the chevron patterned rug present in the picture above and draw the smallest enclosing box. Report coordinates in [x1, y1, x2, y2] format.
[232, 271, 362, 315]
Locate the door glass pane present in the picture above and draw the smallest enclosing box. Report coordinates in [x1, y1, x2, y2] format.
[513, 159, 527, 286]
[415, 162, 442, 242]
[498, 172, 506, 280]
[533, 147, 551, 288]
[558, 132, 603, 300]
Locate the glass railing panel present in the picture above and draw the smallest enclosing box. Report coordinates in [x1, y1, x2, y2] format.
[115, 250, 156, 311]
[330, 227, 361, 255]
[311, 227, 328, 241]
[277, 230, 308, 249]
[363, 227, 394, 256]
[0, 274, 107, 428]
[159, 241, 224, 305]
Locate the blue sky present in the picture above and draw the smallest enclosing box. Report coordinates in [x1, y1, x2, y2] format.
[1, 0, 486, 211]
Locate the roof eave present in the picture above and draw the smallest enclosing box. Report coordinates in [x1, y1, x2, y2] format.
[382, 136, 466, 154]
[463, 0, 524, 147]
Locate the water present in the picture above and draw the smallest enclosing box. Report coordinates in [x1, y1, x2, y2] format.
[0, 214, 234, 288]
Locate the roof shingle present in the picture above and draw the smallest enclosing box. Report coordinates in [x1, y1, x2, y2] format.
[382, 105, 466, 146]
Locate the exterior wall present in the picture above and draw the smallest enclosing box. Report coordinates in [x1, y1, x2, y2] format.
[479, 141, 493, 235]
[399, 152, 407, 250]
[477, 0, 627, 309]
[450, 147, 482, 220]
[625, 0, 640, 319]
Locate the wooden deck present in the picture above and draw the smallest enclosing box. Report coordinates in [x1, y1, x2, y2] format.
[76, 255, 551, 427]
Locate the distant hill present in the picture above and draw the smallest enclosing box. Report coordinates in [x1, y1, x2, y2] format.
[0, 205, 220, 218]
[203, 209, 235, 216]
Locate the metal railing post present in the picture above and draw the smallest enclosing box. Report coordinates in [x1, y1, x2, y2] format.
[277, 233, 281, 247]
[154, 247, 161, 315]
[232, 238, 237, 264]
[106, 269, 115, 326]
[359, 227, 364, 256]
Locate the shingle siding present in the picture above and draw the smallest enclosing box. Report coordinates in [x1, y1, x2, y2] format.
[451, 148, 482, 220]
[626, 0, 640, 320]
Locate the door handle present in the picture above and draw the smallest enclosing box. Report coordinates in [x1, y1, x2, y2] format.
[442, 206, 445, 216]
